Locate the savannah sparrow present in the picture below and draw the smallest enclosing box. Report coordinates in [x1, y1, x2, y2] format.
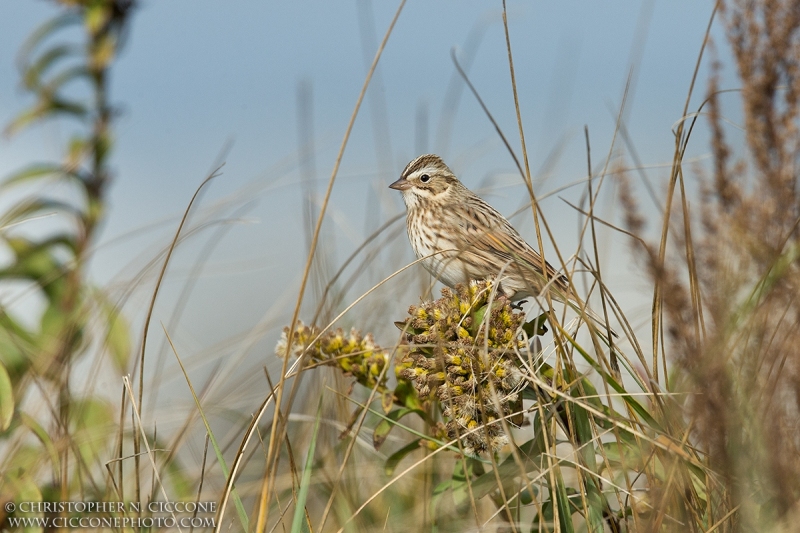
[390, 154, 609, 331]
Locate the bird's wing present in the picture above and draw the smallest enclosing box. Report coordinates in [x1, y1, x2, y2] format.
[456, 197, 570, 293]
[451, 193, 617, 337]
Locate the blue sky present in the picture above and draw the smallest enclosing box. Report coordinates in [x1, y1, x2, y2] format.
[0, 1, 727, 400]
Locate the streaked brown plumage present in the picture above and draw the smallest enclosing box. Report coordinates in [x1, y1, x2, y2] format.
[390, 154, 569, 302]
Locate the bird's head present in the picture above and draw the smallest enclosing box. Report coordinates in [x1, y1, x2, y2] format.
[389, 154, 463, 208]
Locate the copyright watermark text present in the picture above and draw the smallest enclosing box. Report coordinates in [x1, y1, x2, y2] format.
[3, 500, 216, 530]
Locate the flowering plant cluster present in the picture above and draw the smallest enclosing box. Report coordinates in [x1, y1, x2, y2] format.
[395, 280, 531, 455]
[275, 321, 391, 391]
[276, 280, 541, 456]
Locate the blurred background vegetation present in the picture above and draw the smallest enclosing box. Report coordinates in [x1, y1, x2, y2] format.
[2, 0, 800, 532]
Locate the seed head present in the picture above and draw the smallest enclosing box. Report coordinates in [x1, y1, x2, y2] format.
[397, 280, 528, 454]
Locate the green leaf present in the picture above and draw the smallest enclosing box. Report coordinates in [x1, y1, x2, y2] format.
[3, 445, 44, 485]
[162, 455, 195, 500]
[40, 300, 67, 335]
[0, 200, 83, 232]
[1, 163, 84, 190]
[20, 412, 59, 473]
[520, 485, 537, 504]
[563, 330, 664, 433]
[291, 393, 324, 533]
[518, 414, 546, 459]
[380, 388, 393, 414]
[532, 487, 584, 533]
[22, 44, 81, 90]
[5, 96, 88, 136]
[70, 398, 113, 467]
[9, 472, 43, 514]
[469, 303, 488, 336]
[522, 312, 549, 337]
[40, 65, 93, 96]
[85, 4, 112, 34]
[90, 34, 118, 69]
[384, 438, 421, 476]
[431, 456, 485, 520]
[601, 440, 643, 470]
[580, 469, 607, 533]
[93, 291, 130, 373]
[567, 378, 600, 493]
[166, 328, 249, 531]
[0, 311, 35, 381]
[0, 235, 74, 302]
[465, 454, 536, 503]
[394, 320, 424, 335]
[437, 457, 485, 514]
[392, 380, 426, 415]
[373, 407, 424, 449]
[430, 477, 454, 520]
[17, 13, 81, 70]
[0, 360, 14, 431]
[66, 136, 90, 168]
[553, 476, 576, 533]
[37, 301, 81, 371]
[336, 393, 476, 459]
[105, 313, 130, 373]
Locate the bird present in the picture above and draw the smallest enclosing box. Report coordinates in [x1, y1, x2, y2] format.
[389, 153, 613, 335]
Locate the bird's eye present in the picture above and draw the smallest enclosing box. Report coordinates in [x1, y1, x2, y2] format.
[420, 174, 431, 183]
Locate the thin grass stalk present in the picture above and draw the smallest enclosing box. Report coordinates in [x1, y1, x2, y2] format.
[216, 252, 433, 530]
[653, 2, 718, 387]
[266, 3, 407, 525]
[163, 325, 249, 529]
[134, 166, 220, 507]
[122, 376, 180, 527]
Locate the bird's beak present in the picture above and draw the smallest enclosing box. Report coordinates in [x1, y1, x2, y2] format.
[389, 178, 412, 191]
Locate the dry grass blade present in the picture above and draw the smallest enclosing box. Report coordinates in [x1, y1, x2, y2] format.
[265, 4, 407, 524]
[122, 375, 181, 530]
[133, 160, 224, 503]
[161, 324, 249, 530]
[651, 2, 718, 385]
[137, 163, 225, 415]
